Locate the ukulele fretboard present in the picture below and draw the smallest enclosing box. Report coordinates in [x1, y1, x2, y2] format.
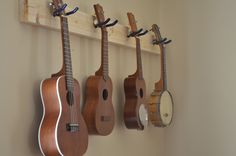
[136, 38, 143, 79]
[61, 16, 74, 91]
[101, 29, 109, 80]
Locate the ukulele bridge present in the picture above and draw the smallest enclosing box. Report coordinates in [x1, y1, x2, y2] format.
[101, 116, 111, 122]
[66, 123, 79, 132]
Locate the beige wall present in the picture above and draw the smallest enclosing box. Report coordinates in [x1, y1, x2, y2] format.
[4, 0, 235, 156]
[0, 0, 164, 155]
[160, 0, 236, 156]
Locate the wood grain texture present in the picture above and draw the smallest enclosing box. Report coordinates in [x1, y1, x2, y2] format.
[123, 12, 147, 130]
[123, 76, 147, 130]
[39, 76, 88, 156]
[19, 0, 160, 54]
[148, 90, 164, 126]
[148, 90, 173, 127]
[82, 76, 115, 135]
[147, 24, 173, 127]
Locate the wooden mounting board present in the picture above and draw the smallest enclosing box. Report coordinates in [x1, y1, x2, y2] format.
[19, 0, 160, 54]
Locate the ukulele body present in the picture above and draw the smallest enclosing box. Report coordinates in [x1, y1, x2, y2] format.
[124, 75, 147, 130]
[39, 76, 88, 156]
[82, 75, 115, 135]
[148, 81, 173, 127]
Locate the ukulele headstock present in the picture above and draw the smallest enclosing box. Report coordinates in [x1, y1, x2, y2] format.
[127, 12, 138, 32]
[52, 0, 63, 7]
[94, 4, 106, 26]
[50, 0, 79, 17]
[151, 24, 172, 46]
[51, 0, 65, 16]
[152, 24, 162, 42]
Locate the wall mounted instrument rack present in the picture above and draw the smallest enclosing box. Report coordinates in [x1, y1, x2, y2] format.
[19, 0, 160, 54]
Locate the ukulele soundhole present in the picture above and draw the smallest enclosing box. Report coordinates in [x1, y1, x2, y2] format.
[66, 91, 74, 106]
[139, 88, 143, 98]
[102, 89, 108, 100]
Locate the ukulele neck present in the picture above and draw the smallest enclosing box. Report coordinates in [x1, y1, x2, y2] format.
[61, 16, 74, 92]
[160, 45, 167, 90]
[136, 38, 143, 79]
[97, 28, 109, 80]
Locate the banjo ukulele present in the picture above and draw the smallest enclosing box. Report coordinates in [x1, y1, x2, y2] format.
[148, 24, 174, 127]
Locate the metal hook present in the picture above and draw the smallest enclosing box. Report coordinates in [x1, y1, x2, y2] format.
[65, 7, 79, 16]
[127, 28, 143, 37]
[53, 3, 67, 17]
[106, 20, 118, 27]
[137, 30, 148, 37]
[153, 38, 172, 45]
[153, 38, 167, 45]
[164, 39, 172, 44]
[94, 18, 111, 28]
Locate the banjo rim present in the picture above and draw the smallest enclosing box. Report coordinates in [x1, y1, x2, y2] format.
[149, 90, 174, 127]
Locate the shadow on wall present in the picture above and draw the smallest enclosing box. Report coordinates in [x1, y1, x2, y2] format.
[28, 81, 43, 154]
[27, 26, 54, 154]
[113, 46, 125, 130]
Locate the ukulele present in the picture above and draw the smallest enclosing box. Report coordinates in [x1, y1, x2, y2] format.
[123, 13, 148, 130]
[148, 24, 173, 127]
[82, 4, 115, 136]
[38, 1, 88, 155]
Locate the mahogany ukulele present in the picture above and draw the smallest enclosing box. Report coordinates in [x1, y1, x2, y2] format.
[38, 1, 88, 155]
[148, 24, 173, 127]
[82, 4, 115, 136]
[123, 13, 148, 130]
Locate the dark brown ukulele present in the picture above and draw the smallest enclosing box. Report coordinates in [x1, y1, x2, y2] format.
[82, 4, 115, 136]
[123, 13, 148, 130]
[148, 24, 173, 127]
[38, 1, 88, 155]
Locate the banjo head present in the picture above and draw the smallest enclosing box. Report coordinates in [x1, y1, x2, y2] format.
[148, 90, 173, 127]
[139, 104, 148, 128]
[159, 91, 173, 125]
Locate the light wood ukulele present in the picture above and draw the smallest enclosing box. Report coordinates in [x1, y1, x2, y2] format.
[38, 1, 88, 155]
[82, 4, 115, 136]
[148, 24, 173, 127]
[123, 13, 148, 130]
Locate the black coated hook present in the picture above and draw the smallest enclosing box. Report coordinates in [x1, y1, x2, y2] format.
[164, 39, 172, 44]
[127, 29, 143, 37]
[94, 18, 111, 28]
[127, 29, 148, 38]
[52, 3, 79, 17]
[153, 38, 172, 45]
[53, 3, 67, 17]
[65, 7, 79, 16]
[137, 30, 148, 37]
[94, 18, 118, 28]
[106, 20, 118, 27]
[153, 38, 166, 45]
